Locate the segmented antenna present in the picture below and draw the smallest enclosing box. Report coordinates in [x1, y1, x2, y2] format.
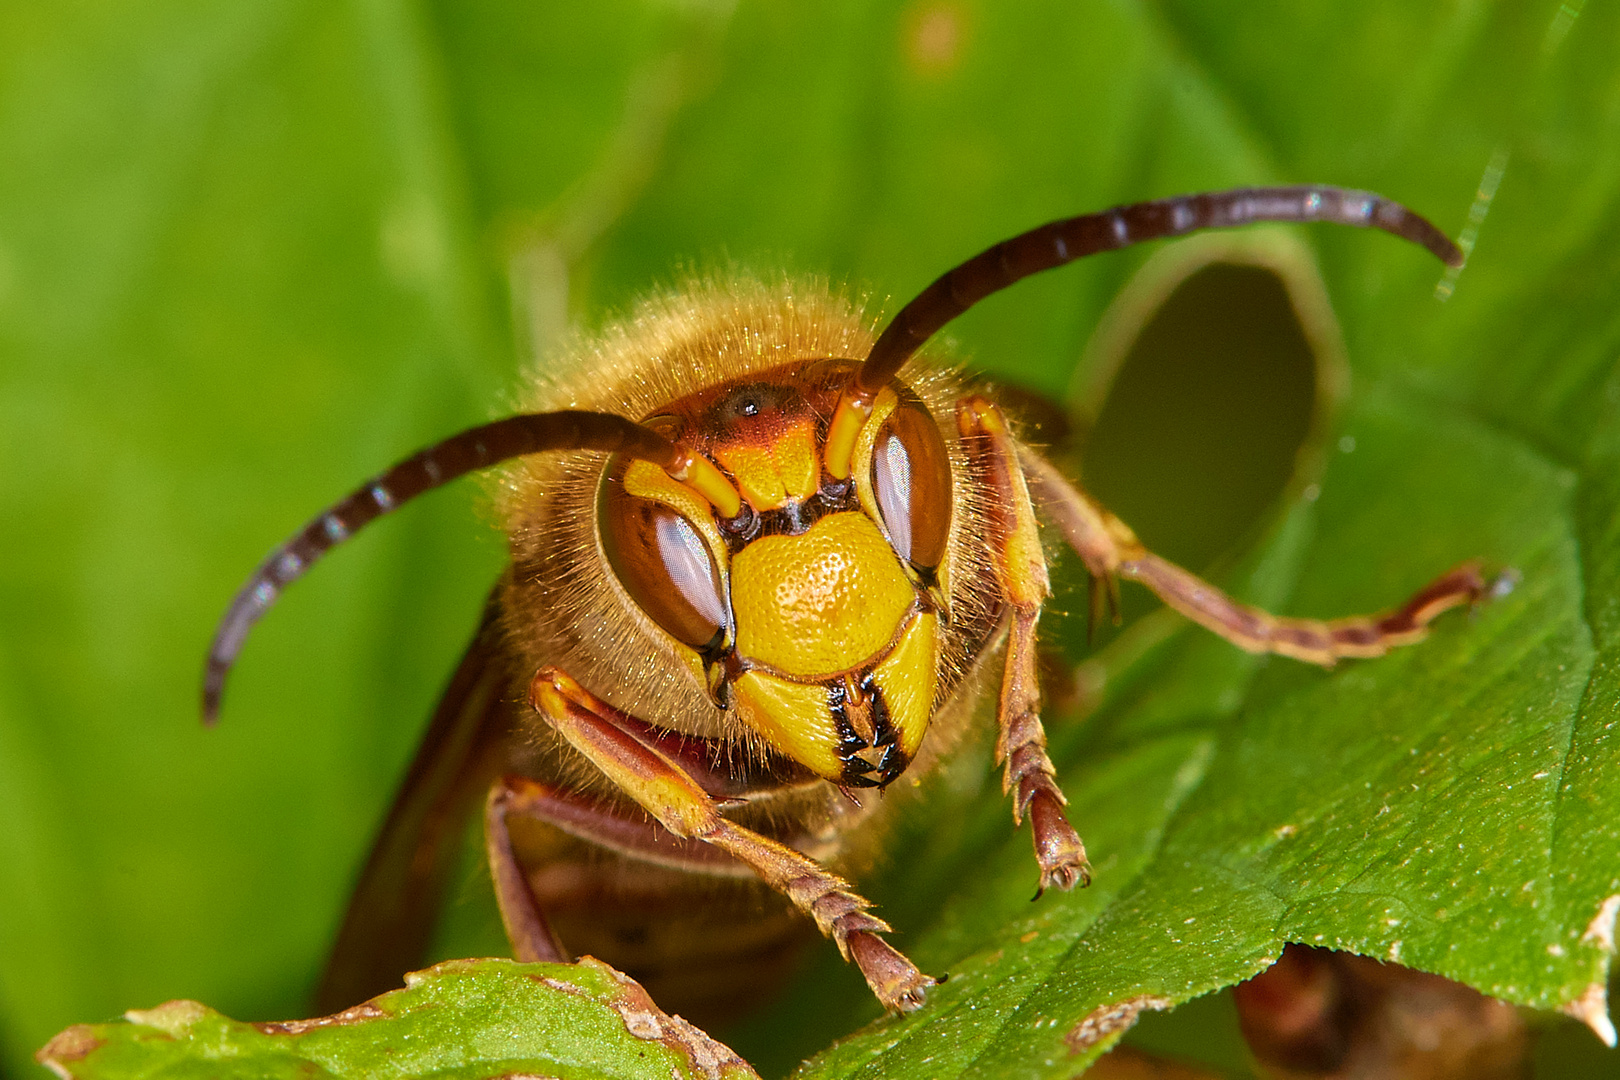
[856, 185, 1463, 396]
[203, 411, 678, 724]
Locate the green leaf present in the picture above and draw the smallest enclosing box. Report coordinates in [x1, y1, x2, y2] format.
[36, 958, 758, 1080]
[4, 0, 1618, 1078]
[766, 387, 1616, 1078]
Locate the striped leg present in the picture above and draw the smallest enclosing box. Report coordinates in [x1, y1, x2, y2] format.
[1018, 450, 1488, 665]
[485, 779, 570, 964]
[959, 398, 1091, 895]
[527, 667, 934, 1013]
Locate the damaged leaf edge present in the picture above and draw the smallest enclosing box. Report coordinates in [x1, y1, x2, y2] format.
[1560, 892, 1620, 1047]
[36, 957, 759, 1080]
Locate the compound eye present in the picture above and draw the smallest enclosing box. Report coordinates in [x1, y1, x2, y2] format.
[601, 488, 729, 655]
[870, 401, 952, 570]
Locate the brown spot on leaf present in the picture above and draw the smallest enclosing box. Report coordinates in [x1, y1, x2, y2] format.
[1563, 896, 1620, 1048]
[1559, 981, 1617, 1049]
[902, 1, 967, 75]
[533, 975, 588, 997]
[1066, 994, 1173, 1053]
[1581, 893, 1620, 955]
[255, 1001, 387, 1036]
[35, 1025, 103, 1078]
[584, 957, 759, 1080]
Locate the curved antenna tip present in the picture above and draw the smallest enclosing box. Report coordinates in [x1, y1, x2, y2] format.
[201, 665, 225, 727]
[201, 699, 221, 726]
[202, 593, 259, 728]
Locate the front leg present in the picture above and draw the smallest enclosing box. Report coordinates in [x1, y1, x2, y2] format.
[1018, 451, 1488, 664]
[958, 397, 1091, 895]
[527, 667, 935, 1012]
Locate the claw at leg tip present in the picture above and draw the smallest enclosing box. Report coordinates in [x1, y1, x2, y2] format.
[893, 976, 936, 1014]
[1036, 858, 1092, 897]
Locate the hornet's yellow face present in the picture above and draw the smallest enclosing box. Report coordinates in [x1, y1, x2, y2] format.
[598, 360, 953, 788]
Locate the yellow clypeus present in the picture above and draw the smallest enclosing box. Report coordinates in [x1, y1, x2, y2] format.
[731, 511, 914, 677]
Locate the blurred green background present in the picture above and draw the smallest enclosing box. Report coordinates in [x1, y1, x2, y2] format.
[3, 2, 1619, 1078]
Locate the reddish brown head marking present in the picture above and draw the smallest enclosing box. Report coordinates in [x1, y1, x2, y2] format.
[645, 361, 854, 515]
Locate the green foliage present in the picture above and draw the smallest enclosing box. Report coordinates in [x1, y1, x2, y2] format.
[3, 1, 1618, 1078]
[35, 958, 758, 1079]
